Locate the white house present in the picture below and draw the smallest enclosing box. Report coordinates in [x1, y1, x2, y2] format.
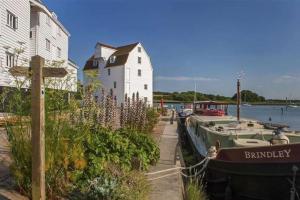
[0, 0, 77, 92]
[83, 42, 153, 106]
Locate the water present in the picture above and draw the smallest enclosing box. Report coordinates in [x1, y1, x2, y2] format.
[165, 103, 300, 130]
[228, 105, 300, 130]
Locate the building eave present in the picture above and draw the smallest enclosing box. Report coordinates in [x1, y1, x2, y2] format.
[68, 59, 79, 69]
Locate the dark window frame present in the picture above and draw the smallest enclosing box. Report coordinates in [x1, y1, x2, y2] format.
[6, 52, 15, 68]
[46, 39, 51, 51]
[6, 10, 18, 30]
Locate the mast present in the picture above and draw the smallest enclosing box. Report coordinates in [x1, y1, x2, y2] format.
[237, 78, 241, 122]
[193, 81, 197, 113]
[194, 81, 197, 103]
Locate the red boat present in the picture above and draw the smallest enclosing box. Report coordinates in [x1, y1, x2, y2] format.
[194, 101, 228, 116]
[205, 143, 300, 200]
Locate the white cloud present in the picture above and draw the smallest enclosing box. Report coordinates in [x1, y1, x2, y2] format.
[155, 76, 219, 81]
[274, 75, 300, 83]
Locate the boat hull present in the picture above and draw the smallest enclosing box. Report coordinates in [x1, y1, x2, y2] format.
[206, 160, 300, 200]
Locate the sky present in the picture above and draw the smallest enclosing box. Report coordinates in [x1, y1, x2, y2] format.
[44, 0, 300, 99]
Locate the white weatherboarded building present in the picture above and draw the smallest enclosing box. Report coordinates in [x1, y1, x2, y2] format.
[83, 42, 153, 106]
[0, 0, 77, 91]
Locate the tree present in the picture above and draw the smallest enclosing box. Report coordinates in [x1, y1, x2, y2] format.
[232, 90, 265, 102]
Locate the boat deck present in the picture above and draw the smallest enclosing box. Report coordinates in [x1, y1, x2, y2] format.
[190, 115, 300, 136]
[192, 115, 256, 123]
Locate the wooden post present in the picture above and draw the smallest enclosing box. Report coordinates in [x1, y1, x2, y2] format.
[31, 55, 46, 200]
[9, 56, 68, 200]
[237, 79, 241, 122]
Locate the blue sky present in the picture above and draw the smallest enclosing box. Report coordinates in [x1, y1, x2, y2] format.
[44, 0, 300, 99]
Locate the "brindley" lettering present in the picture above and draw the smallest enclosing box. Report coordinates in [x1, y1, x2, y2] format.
[244, 149, 291, 159]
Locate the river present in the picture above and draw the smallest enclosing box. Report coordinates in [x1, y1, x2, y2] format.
[228, 105, 300, 130]
[165, 103, 300, 130]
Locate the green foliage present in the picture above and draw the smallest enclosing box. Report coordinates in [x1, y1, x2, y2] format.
[232, 90, 265, 102]
[83, 175, 118, 200]
[82, 128, 159, 175]
[6, 124, 32, 196]
[73, 168, 149, 200]
[154, 91, 231, 102]
[145, 108, 160, 133]
[2, 60, 159, 199]
[186, 180, 207, 200]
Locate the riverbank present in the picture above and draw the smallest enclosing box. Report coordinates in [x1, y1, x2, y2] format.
[154, 99, 300, 106]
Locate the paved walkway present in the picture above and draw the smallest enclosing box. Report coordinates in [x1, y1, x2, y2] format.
[149, 118, 183, 200]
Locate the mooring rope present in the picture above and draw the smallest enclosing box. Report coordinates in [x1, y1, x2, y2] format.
[180, 158, 210, 178]
[146, 157, 209, 176]
[148, 171, 180, 181]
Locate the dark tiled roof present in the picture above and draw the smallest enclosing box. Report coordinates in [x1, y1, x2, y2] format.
[84, 42, 139, 70]
[83, 55, 97, 71]
[106, 43, 139, 67]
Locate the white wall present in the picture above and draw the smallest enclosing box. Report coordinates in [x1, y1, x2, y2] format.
[84, 43, 153, 106]
[124, 43, 153, 106]
[0, 0, 31, 87]
[32, 10, 77, 91]
[94, 44, 115, 60]
[32, 11, 69, 62]
[99, 65, 125, 104]
[0, 0, 77, 92]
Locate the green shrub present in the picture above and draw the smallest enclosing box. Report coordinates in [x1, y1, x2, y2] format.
[145, 108, 160, 133]
[186, 180, 207, 200]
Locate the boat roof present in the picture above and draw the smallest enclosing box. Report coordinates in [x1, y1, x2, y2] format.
[194, 101, 229, 105]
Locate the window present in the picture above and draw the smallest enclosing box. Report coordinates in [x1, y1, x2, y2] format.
[138, 47, 142, 52]
[6, 52, 15, 68]
[7, 11, 18, 29]
[46, 15, 51, 26]
[138, 69, 142, 77]
[144, 84, 148, 90]
[30, 31, 32, 38]
[108, 68, 111, 76]
[114, 81, 117, 89]
[46, 39, 51, 51]
[138, 57, 142, 64]
[93, 60, 98, 67]
[110, 56, 116, 63]
[57, 47, 61, 58]
[144, 97, 148, 103]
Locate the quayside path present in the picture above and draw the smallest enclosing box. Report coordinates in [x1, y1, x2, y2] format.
[148, 116, 184, 200]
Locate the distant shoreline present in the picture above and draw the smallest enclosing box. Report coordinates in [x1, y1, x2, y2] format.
[153, 100, 298, 106]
